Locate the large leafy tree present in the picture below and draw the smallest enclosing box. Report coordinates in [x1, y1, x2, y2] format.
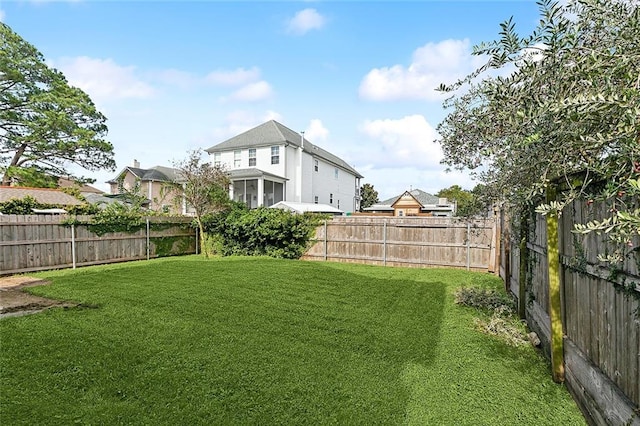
[167, 149, 231, 257]
[359, 183, 379, 211]
[437, 0, 640, 262]
[0, 23, 115, 186]
[436, 184, 484, 217]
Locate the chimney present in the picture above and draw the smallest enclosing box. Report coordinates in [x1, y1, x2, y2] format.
[132, 159, 140, 168]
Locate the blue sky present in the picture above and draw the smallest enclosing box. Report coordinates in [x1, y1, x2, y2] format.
[1, 1, 539, 199]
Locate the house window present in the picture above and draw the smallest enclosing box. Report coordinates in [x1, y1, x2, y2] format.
[234, 150, 241, 168]
[271, 146, 279, 165]
[314, 159, 318, 172]
[329, 193, 333, 204]
[213, 153, 221, 167]
[249, 149, 256, 167]
[334, 168, 339, 179]
[314, 196, 318, 204]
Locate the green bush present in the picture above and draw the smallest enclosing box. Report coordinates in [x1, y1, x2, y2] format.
[203, 205, 325, 259]
[454, 286, 515, 313]
[0, 195, 98, 215]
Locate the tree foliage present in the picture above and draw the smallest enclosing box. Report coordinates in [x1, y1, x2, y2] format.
[0, 195, 98, 215]
[436, 184, 486, 217]
[359, 183, 379, 211]
[0, 23, 115, 186]
[436, 0, 640, 263]
[166, 149, 231, 257]
[203, 204, 325, 259]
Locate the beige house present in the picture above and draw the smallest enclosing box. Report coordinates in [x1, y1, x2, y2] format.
[107, 160, 186, 215]
[363, 189, 456, 217]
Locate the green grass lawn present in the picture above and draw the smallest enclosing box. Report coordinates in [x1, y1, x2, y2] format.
[1, 256, 585, 425]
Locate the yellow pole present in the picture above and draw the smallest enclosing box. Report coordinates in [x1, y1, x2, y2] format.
[546, 185, 565, 383]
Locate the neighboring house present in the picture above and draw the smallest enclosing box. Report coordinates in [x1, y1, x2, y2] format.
[363, 189, 456, 217]
[205, 120, 363, 213]
[57, 177, 104, 196]
[0, 186, 83, 213]
[107, 160, 187, 215]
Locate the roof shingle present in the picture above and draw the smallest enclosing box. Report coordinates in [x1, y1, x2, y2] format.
[0, 187, 83, 206]
[206, 120, 363, 178]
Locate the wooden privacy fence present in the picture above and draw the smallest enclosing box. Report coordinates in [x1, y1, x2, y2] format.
[500, 200, 640, 425]
[303, 216, 497, 272]
[0, 215, 197, 276]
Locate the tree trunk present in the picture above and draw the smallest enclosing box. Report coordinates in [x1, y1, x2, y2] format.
[2, 143, 28, 185]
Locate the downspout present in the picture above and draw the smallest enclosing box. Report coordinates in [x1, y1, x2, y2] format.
[148, 180, 153, 209]
[297, 131, 304, 202]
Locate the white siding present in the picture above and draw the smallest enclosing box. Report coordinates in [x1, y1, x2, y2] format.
[309, 155, 358, 212]
[284, 145, 300, 202]
[212, 146, 286, 176]
[209, 142, 360, 213]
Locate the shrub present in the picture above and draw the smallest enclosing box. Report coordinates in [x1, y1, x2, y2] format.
[454, 286, 515, 312]
[0, 195, 98, 215]
[203, 205, 325, 259]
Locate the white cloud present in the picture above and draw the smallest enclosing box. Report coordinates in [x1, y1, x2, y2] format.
[305, 119, 329, 142]
[286, 8, 326, 35]
[206, 67, 261, 86]
[55, 56, 155, 103]
[358, 115, 442, 168]
[0, 9, 5, 22]
[359, 39, 486, 101]
[228, 81, 273, 102]
[360, 166, 475, 201]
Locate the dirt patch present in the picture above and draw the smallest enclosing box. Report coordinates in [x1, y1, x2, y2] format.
[0, 276, 78, 318]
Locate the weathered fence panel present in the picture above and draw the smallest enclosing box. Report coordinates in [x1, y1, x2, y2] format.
[500, 198, 640, 425]
[0, 215, 196, 275]
[303, 216, 496, 271]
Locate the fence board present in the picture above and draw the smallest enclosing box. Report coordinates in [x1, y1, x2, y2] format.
[303, 216, 495, 271]
[499, 197, 640, 424]
[0, 215, 196, 275]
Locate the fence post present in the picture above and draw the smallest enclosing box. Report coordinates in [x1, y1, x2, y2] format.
[146, 217, 150, 261]
[71, 223, 76, 269]
[546, 184, 565, 383]
[466, 222, 471, 271]
[324, 220, 328, 261]
[518, 211, 530, 319]
[383, 220, 387, 266]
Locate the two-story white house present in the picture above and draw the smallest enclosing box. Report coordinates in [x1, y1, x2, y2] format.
[205, 120, 363, 213]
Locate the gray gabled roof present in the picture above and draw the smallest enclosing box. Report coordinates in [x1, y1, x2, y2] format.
[380, 189, 441, 206]
[229, 168, 288, 181]
[364, 189, 442, 211]
[107, 165, 182, 184]
[205, 120, 363, 178]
